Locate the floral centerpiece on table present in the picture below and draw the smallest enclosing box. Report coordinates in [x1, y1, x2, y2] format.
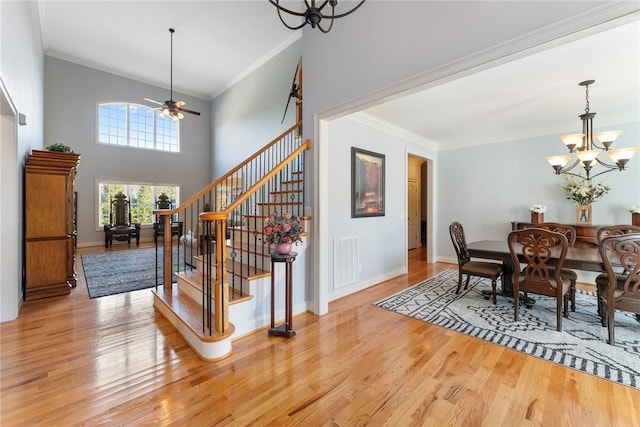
[529, 204, 547, 223]
[562, 175, 610, 205]
[529, 204, 547, 214]
[263, 212, 303, 245]
[629, 205, 640, 214]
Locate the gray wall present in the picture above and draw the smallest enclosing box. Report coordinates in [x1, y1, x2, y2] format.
[326, 115, 438, 301]
[44, 57, 212, 246]
[1, 1, 45, 320]
[437, 122, 640, 261]
[211, 39, 302, 178]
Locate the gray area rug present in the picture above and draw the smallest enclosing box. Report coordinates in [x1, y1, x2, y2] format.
[374, 269, 640, 389]
[81, 247, 185, 298]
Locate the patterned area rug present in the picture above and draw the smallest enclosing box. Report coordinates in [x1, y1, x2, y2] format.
[374, 269, 640, 389]
[81, 247, 185, 298]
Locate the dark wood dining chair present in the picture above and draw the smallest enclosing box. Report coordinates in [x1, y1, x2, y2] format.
[598, 233, 640, 345]
[595, 225, 640, 325]
[523, 222, 578, 312]
[508, 228, 571, 331]
[449, 222, 502, 304]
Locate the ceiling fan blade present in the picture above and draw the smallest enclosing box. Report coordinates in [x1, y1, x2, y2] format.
[177, 107, 201, 116]
[144, 98, 164, 106]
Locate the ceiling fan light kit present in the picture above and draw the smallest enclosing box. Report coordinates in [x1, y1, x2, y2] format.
[268, 0, 366, 33]
[144, 28, 200, 121]
[545, 79, 637, 180]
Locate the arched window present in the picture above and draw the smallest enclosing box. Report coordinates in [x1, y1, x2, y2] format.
[97, 102, 179, 152]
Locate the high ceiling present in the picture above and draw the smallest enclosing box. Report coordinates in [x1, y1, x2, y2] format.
[39, 1, 639, 150]
[39, 1, 299, 99]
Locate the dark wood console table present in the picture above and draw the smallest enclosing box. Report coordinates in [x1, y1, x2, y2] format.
[511, 221, 602, 248]
[269, 252, 297, 338]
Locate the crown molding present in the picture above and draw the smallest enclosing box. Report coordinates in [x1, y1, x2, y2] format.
[349, 112, 440, 151]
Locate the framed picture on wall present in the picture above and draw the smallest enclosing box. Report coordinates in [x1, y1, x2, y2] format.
[351, 147, 385, 218]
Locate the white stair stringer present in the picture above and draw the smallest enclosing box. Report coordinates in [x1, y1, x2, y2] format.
[152, 286, 235, 361]
[179, 235, 308, 338]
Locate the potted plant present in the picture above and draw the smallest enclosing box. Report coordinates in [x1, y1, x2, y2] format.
[630, 205, 640, 226]
[263, 212, 304, 255]
[529, 204, 547, 224]
[45, 143, 73, 153]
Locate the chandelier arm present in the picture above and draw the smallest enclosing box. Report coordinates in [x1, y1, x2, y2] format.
[586, 168, 616, 180]
[275, 4, 308, 30]
[317, 5, 335, 33]
[556, 158, 581, 175]
[314, 0, 330, 9]
[320, 0, 366, 19]
[268, 0, 306, 17]
[594, 157, 622, 170]
[317, 19, 334, 33]
[560, 170, 594, 180]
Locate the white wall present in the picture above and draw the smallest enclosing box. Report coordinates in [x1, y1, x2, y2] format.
[44, 57, 212, 246]
[0, 1, 45, 321]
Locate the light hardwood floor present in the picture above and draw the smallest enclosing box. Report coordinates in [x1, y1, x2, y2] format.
[1, 245, 639, 426]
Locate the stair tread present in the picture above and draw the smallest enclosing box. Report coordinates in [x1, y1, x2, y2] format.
[175, 271, 254, 303]
[270, 189, 303, 194]
[152, 286, 235, 342]
[256, 201, 302, 206]
[192, 256, 270, 280]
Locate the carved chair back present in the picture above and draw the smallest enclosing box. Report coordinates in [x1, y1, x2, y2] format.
[524, 222, 576, 247]
[449, 222, 470, 266]
[110, 192, 132, 227]
[508, 228, 568, 293]
[598, 233, 640, 343]
[597, 224, 640, 243]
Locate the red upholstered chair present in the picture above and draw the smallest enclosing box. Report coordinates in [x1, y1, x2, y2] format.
[449, 222, 503, 304]
[508, 228, 571, 332]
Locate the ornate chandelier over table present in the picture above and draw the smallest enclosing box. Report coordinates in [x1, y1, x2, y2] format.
[545, 80, 638, 180]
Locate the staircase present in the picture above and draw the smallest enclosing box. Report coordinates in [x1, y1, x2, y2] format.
[151, 123, 311, 360]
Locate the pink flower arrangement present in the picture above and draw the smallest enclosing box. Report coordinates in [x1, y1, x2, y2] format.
[263, 212, 303, 245]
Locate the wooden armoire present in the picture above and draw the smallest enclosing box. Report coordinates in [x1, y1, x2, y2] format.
[24, 150, 80, 300]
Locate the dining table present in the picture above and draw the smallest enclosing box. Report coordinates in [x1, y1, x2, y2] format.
[467, 239, 604, 306]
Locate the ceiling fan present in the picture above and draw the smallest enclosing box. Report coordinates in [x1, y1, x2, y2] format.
[145, 28, 200, 121]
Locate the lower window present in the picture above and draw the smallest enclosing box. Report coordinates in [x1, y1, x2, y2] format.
[98, 181, 180, 228]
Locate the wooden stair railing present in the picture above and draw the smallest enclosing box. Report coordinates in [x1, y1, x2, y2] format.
[153, 121, 311, 335]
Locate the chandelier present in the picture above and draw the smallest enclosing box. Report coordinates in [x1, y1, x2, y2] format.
[545, 80, 638, 180]
[268, 0, 366, 33]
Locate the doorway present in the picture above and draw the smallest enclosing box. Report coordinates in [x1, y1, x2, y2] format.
[407, 155, 429, 253]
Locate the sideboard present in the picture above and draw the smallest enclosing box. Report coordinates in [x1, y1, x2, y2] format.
[511, 221, 600, 248]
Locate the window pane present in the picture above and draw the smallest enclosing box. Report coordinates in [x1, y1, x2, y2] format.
[97, 102, 179, 153]
[98, 181, 179, 227]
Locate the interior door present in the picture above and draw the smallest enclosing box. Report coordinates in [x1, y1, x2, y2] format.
[408, 177, 420, 249]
